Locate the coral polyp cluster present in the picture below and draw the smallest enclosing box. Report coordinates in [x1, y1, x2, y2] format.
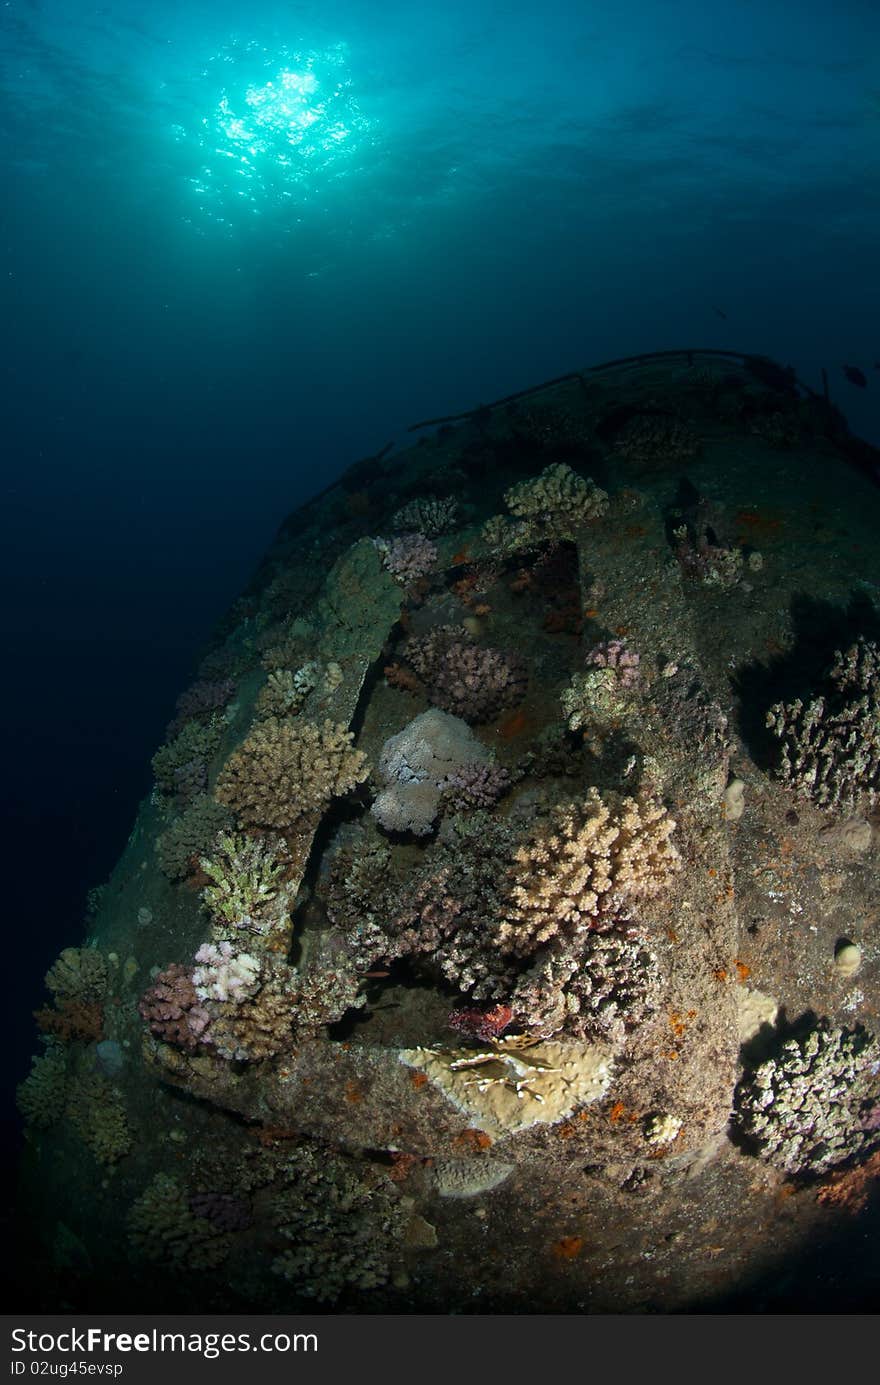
[215, 716, 369, 829]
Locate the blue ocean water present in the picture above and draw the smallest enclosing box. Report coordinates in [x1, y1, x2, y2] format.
[1, 0, 879, 1171]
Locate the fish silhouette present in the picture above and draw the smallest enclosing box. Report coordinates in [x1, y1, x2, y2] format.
[843, 365, 867, 388]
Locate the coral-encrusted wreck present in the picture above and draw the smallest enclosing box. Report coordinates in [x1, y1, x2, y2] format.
[15, 352, 880, 1311]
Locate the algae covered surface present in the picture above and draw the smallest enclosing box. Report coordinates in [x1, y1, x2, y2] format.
[15, 353, 880, 1312]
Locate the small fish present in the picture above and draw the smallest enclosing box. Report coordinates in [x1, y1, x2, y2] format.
[843, 365, 868, 388]
[712, 306, 727, 320]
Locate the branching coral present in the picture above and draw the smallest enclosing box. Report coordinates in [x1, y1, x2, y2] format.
[766, 638, 880, 811]
[255, 664, 319, 719]
[206, 956, 298, 1060]
[403, 625, 527, 723]
[156, 795, 233, 881]
[375, 532, 438, 586]
[167, 678, 236, 739]
[152, 718, 224, 796]
[128, 1173, 231, 1270]
[392, 496, 459, 537]
[509, 922, 660, 1044]
[200, 830, 286, 934]
[16, 1041, 68, 1129]
[66, 1073, 132, 1166]
[613, 414, 701, 469]
[44, 948, 108, 1006]
[503, 463, 608, 535]
[139, 965, 210, 1053]
[734, 1020, 880, 1177]
[215, 717, 369, 830]
[271, 1147, 405, 1303]
[192, 942, 260, 1004]
[496, 789, 680, 956]
[440, 762, 513, 812]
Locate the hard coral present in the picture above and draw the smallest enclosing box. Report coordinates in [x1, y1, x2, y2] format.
[66, 1073, 133, 1166]
[375, 532, 438, 586]
[497, 789, 680, 956]
[200, 830, 287, 935]
[215, 717, 369, 830]
[504, 463, 608, 534]
[156, 794, 232, 881]
[16, 1041, 68, 1129]
[167, 678, 236, 739]
[139, 964, 210, 1053]
[392, 496, 459, 537]
[255, 664, 319, 719]
[129, 1173, 231, 1270]
[371, 709, 493, 836]
[510, 921, 660, 1045]
[735, 1020, 880, 1177]
[766, 638, 880, 811]
[404, 625, 526, 723]
[44, 948, 108, 1006]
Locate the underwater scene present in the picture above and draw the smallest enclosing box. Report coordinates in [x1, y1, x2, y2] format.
[4, 1, 880, 1316]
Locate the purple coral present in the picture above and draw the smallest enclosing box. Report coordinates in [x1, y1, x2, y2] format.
[168, 678, 236, 738]
[405, 626, 527, 723]
[586, 639, 640, 689]
[377, 532, 438, 585]
[139, 964, 211, 1052]
[441, 762, 512, 811]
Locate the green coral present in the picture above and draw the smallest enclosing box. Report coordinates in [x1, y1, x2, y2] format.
[200, 830, 286, 930]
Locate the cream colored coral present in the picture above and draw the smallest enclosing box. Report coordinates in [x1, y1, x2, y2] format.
[504, 463, 608, 528]
[645, 1112, 682, 1145]
[497, 789, 680, 954]
[255, 664, 319, 719]
[400, 1037, 613, 1139]
[215, 717, 368, 829]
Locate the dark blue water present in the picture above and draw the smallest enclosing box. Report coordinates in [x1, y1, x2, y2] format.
[2, 0, 879, 1176]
